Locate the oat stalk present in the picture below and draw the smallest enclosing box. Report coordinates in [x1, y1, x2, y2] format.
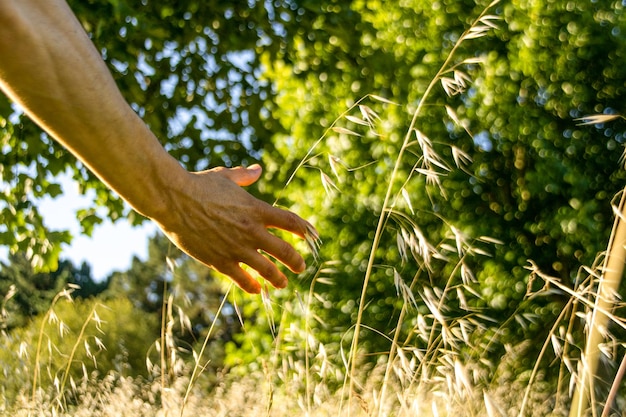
[569, 187, 626, 417]
[52, 302, 100, 411]
[343, 1, 501, 414]
[31, 286, 76, 402]
[180, 284, 233, 417]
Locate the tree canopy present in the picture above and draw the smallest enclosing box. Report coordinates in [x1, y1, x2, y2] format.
[2, 0, 626, 412]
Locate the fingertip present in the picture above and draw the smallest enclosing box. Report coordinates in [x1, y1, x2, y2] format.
[242, 164, 262, 181]
[213, 164, 262, 187]
[227, 266, 262, 294]
[292, 258, 306, 274]
[275, 276, 289, 289]
[248, 252, 290, 289]
[237, 164, 262, 186]
[248, 284, 262, 294]
[247, 163, 262, 172]
[242, 280, 262, 294]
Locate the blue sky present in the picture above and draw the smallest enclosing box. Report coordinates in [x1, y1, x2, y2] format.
[37, 173, 157, 281]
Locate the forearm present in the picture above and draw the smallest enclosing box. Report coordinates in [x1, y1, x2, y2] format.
[0, 0, 182, 219]
[0, 0, 315, 293]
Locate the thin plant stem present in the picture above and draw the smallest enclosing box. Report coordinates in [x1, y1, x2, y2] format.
[377, 302, 407, 415]
[601, 350, 626, 417]
[303, 268, 325, 415]
[570, 187, 626, 417]
[160, 279, 168, 410]
[31, 288, 74, 402]
[518, 294, 578, 417]
[53, 303, 99, 411]
[275, 95, 372, 207]
[343, 2, 500, 413]
[32, 306, 51, 401]
[180, 284, 233, 417]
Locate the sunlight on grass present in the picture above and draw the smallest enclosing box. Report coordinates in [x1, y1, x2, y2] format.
[2, 2, 626, 417]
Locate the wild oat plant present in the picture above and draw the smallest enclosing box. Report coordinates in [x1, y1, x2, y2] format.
[2, 1, 626, 416]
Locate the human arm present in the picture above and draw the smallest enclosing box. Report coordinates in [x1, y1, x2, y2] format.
[0, 0, 315, 294]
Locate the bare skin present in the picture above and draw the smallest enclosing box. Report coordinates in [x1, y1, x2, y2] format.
[0, 0, 315, 294]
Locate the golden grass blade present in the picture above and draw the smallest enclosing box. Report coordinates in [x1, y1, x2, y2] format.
[570, 188, 626, 417]
[345, 115, 370, 126]
[461, 56, 486, 65]
[478, 236, 504, 245]
[359, 104, 381, 123]
[601, 353, 626, 417]
[453, 70, 471, 87]
[304, 222, 322, 262]
[462, 27, 491, 40]
[328, 154, 342, 181]
[440, 77, 458, 96]
[484, 391, 506, 417]
[445, 105, 462, 126]
[575, 114, 623, 125]
[401, 188, 414, 215]
[369, 94, 398, 105]
[479, 15, 501, 29]
[320, 171, 340, 195]
[451, 146, 473, 168]
[332, 126, 362, 137]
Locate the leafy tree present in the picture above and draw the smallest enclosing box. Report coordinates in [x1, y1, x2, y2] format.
[3, 2, 626, 401]
[224, 0, 626, 385]
[0, 0, 301, 270]
[0, 254, 105, 330]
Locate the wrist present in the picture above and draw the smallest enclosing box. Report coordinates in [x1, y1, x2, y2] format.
[128, 148, 189, 224]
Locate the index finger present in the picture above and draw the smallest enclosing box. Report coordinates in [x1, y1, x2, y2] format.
[262, 204, 316, 239]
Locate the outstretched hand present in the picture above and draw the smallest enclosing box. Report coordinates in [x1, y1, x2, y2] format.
[0, 2, 316, 294]
[154, 164, 315, 294]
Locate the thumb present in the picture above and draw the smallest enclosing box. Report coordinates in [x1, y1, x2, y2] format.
[216, 164, 262, 187]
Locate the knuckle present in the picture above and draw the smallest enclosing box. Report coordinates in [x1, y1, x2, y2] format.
[277, 240, 303, 267]
[276, 240, 294, 259]
[286, 212, 302, 231]
[257, 261, 277, 280]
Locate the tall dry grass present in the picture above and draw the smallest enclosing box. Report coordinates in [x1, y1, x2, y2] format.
[2, 1, 626, 416]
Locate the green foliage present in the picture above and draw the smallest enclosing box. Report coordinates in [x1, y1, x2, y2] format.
[0, 254, 106, 330]
[463, 0, 626, 279]
[0, 0, 303, 270]
[0, 295, 157, 407]
[3, 0, 626, 413]
[217, 2, 626, 411]
[0, 232, 240, 410]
